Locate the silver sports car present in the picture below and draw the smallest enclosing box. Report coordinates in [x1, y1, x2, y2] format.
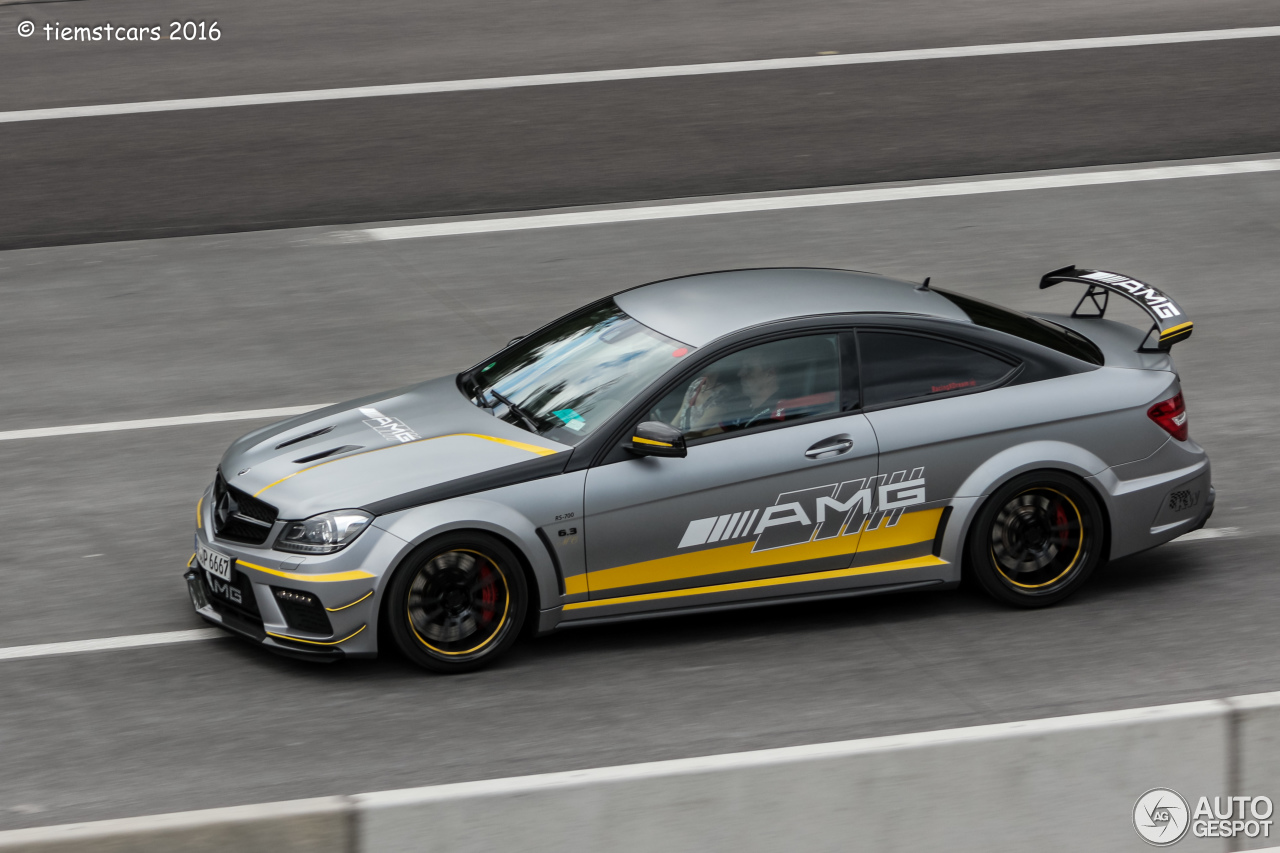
[186, 266, 1211, 672]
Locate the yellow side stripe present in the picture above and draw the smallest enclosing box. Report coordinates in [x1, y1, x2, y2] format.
[1160, 321, 1194, 338]
[325, 590, 374, 612]
[254, 431, 561, 496]
[632, 436, 673, 447]
[564, 554, 946, 610]
[563, 574, 589, 596]
[587, 507, 943, 594]
[236, 560, 375, 583]
[267, 625, 366, 646]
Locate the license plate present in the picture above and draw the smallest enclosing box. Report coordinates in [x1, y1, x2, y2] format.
[199, 543, 233, 581]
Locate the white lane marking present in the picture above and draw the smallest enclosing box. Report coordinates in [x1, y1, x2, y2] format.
[3, 27, 1279, 124]
[0, 530, 1243, 663]
[354, 158, 1280, 241]
[0, 404, 329, 443]
[0, 629, 224, 662]
[1173, 526, 1243, 542]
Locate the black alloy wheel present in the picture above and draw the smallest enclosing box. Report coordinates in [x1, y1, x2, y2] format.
[967, 471, 1104, 608]
[385, 532, 528, 673]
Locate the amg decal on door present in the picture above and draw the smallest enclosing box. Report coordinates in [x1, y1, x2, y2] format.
[678, 468, 926, 553]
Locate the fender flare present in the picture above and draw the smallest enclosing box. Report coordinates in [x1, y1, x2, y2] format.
[371, 497, 560, 626]
[948, 441, 1112, 567]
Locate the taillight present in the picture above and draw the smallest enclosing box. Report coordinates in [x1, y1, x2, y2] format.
[1148, 392, 1188, 441]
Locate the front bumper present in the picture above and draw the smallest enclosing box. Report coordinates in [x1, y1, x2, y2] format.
[184, 566, 354, 661]
[187, 498, 398, 658]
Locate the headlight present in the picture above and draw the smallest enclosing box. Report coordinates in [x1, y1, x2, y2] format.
[273, 510, 373, 554]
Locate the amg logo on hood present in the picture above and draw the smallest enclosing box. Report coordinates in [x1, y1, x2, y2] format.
[359, 407, 421, 444]
[678, 467, 926, 553]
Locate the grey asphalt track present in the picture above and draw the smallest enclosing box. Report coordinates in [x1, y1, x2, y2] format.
[3, 0, 1277, 109]
[0, 162, 1277, 828]
[2, 0, 1278, 248]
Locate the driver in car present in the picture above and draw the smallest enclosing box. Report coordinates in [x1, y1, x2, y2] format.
[671, 363, 740, 437]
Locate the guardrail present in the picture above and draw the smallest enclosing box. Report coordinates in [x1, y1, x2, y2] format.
[5, 691, 1280, 852]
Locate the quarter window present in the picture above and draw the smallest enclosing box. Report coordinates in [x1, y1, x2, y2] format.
[649, 335, 840, 440]
[858, 331, 1014, 407]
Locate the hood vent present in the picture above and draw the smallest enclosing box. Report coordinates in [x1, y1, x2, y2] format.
[275, 425, 335, 450]
[293, 445, 363, 464]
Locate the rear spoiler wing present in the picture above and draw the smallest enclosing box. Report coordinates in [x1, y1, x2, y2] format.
[1038, 265, 1193, 352]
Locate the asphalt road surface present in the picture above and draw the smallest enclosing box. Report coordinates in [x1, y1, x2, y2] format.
[1, 160, 1278, 828]
[2, 0, 1278, 247]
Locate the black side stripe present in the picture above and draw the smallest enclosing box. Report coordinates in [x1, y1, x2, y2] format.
[361, 452, 571, 516]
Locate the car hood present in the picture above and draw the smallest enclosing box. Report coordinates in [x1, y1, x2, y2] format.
[218, 376, 571, 519]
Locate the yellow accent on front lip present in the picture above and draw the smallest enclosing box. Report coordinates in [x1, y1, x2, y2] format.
[253, 432, 561, 496]
[564, 554, 946, 610]
[267, 625, 366, 646]
[188, 553, 197, 568]
[586, 507, 943, 594]
[1160, 321, 1194, 339]
[236, 560, 375, 583]
[196, 496, 203, 529]
[326, 590, 373, 612]
[632, 436, 673, 447]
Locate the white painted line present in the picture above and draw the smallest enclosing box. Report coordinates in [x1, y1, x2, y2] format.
[1173, 526, 1243, 543]
[0, 629, 224, 662]
[355, 157, 1280, 241]
[0, 404, 329, 443]
[4, 26, 1279, 124]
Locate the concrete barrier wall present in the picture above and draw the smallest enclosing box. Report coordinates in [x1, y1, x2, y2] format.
[5, 693, 1280, 853]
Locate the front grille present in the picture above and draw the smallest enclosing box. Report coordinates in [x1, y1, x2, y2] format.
[272, 587, 333, 635]
[212, 472, 279, 545]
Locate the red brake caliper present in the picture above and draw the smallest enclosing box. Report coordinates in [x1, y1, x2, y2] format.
[1055, 502, 1070, 548]
[478, 564, 497, 624]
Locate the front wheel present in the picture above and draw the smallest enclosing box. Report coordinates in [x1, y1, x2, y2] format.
[385, 532, 528, 673]
[967, 472, 1104, 608]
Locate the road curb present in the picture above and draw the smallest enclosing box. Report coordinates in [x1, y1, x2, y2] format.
[5, 693, 1280, 851]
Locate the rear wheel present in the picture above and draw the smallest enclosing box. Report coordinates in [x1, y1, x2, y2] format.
[385, 532, 528, 673]
[967, 472, 1104, 608]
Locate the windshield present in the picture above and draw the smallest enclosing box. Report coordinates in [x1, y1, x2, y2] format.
[462, 300, 694, 444]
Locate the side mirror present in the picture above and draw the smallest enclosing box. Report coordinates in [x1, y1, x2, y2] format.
[627, 421, 687, 458]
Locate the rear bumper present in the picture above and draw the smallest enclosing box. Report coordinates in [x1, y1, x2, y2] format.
[1091, 438, 1213, 560]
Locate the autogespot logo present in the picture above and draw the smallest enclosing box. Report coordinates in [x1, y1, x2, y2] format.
[1134, 788, 1190, 846]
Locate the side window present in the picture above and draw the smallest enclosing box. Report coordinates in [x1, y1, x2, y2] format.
[649, 335, 840, 440]
[858, 331, 1015, 408]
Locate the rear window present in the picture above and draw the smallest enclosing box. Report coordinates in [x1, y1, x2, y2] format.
[859, 331, 1015, 407]
[937, 289, 1104, 365]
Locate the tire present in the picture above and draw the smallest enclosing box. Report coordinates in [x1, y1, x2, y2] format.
[384, 531, 529, 673]
[966, 471, 1104, 608]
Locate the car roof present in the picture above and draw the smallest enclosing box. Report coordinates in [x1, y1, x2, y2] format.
[613, 268, 972, 347]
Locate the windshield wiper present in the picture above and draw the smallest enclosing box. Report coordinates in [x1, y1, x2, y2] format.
[485, 388, 541, 434]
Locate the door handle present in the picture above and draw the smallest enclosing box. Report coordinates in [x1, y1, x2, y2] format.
[804, 436, 854, 459]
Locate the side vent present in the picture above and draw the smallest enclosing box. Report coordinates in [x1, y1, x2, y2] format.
[293, 445, 363, 464]
[275, 425, 336, 450]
